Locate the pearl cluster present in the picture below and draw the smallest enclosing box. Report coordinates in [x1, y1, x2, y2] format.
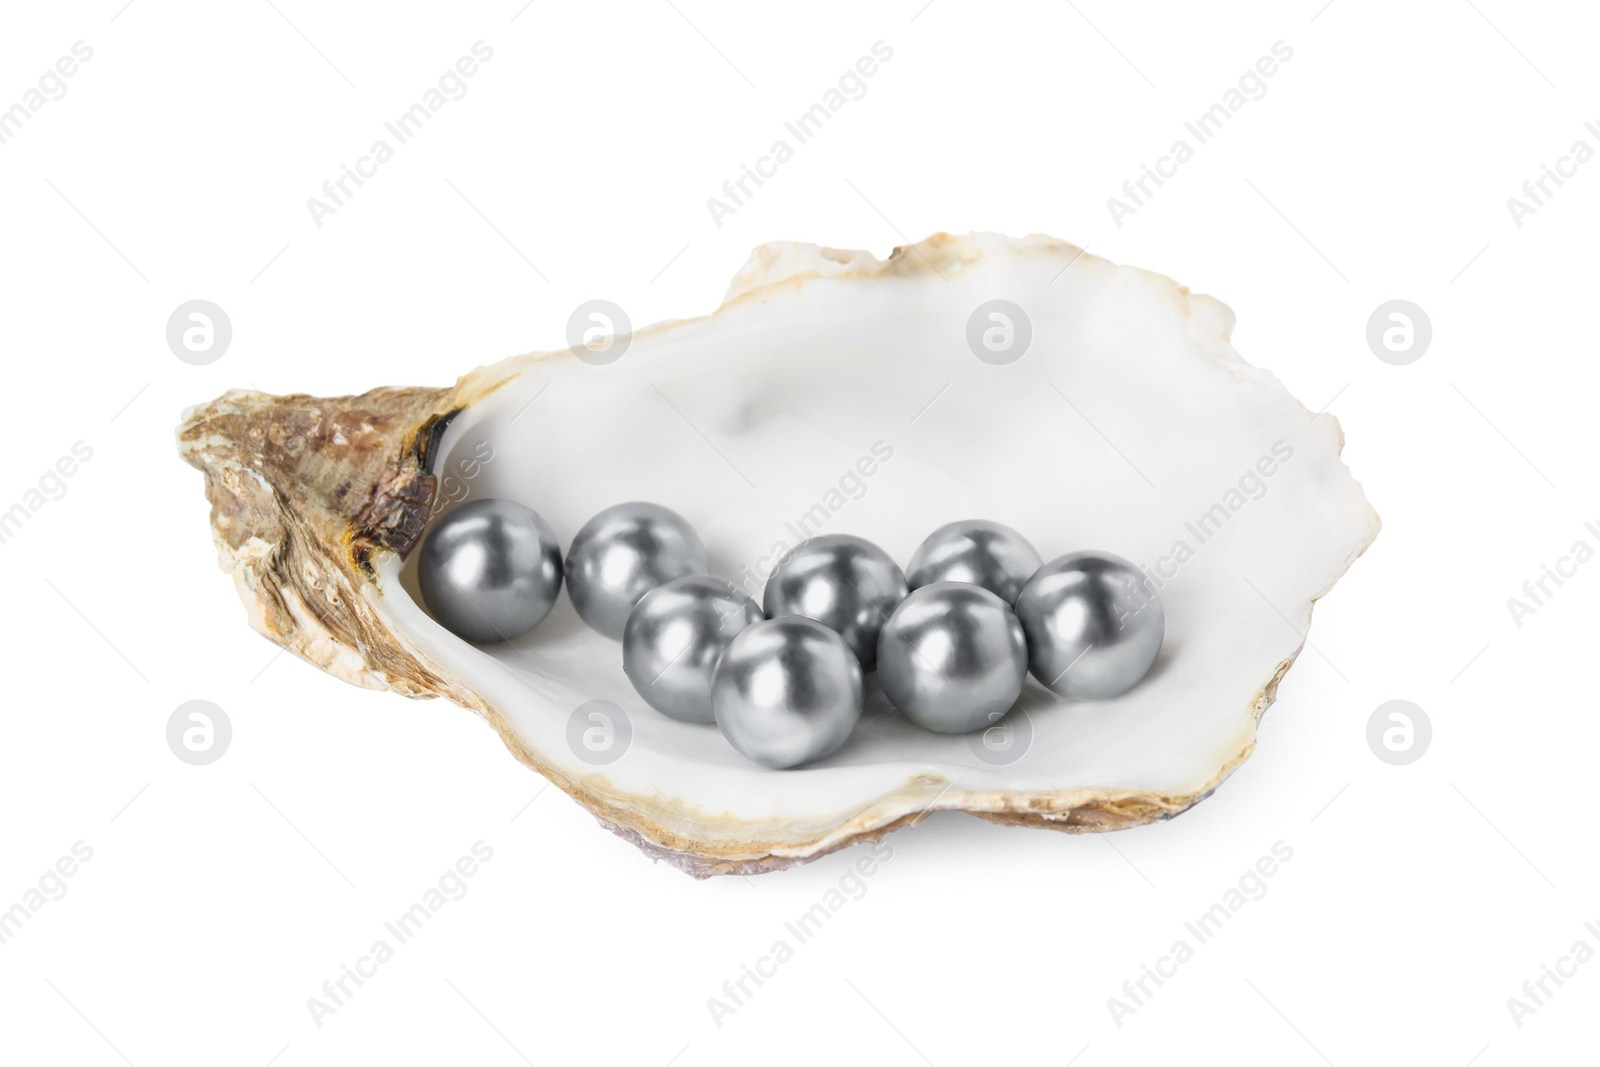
[417, 501, 1164, 770]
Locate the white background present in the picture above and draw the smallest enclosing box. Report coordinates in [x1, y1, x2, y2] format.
[1, 1, 1595, 1064]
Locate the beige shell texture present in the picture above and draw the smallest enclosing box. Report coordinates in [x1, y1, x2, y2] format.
[177, 232, 1379, 877]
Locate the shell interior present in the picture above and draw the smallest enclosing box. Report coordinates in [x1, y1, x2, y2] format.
[353, 233, 1378, 870]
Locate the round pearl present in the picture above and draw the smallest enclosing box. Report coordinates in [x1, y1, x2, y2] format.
[762, 534, 908, 671]
[1015, 551, 1164, 699]
[712, 617, 863, 769]
[418, 499, 562, 643]
[877, 583, 1028, 733]
[566, 502, 708, 639]
[622, 575, 764, 724]
[906, 519, 1043, 605]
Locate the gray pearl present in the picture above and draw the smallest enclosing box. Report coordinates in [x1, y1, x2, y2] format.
[906, 519, 1043, 605]
[566, 502, 708, 639]
[877, 583, 1028, 734]
[762, 534, 908, 671]
[418, 499, 562, 643]
[712, 617, 863, 769]
[623, 575, 763, 724]
[1015, 551, 1164, 699]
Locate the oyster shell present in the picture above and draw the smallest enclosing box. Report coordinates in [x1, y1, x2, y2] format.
[177, 233, 1378, 877]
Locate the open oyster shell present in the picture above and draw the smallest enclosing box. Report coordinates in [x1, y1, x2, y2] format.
[177, 233, 1378, 876]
